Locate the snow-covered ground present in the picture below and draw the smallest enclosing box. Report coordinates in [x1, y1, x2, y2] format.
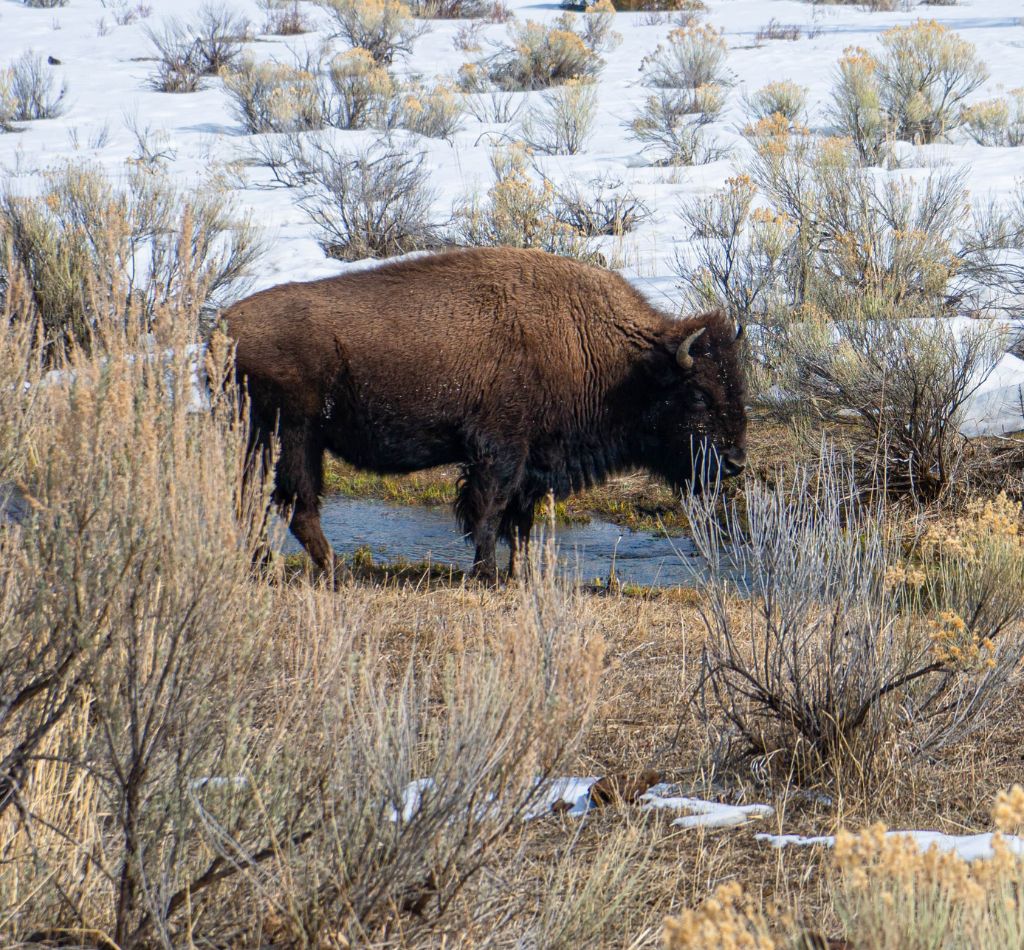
[4, 0, 1024, 429]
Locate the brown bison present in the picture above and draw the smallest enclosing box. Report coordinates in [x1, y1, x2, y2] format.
[225, 247, 747, 581]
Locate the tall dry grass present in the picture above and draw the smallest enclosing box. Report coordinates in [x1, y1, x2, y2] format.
[0, 267, 608, 944]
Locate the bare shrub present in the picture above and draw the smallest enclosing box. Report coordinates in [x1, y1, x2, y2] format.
[192, 1, 252, 74]
[963, 90, 1024, 147]
[108, 0, 153, 26]
[741, 79, 807, 124]
[639, 23, 729, 90]
[471, 16, 603, 92]
[579, 0, 621, 54]
[463, 85, 524, 123]
[686, 452, 1024, 786]
[408, 0, 491, 15]
[454, 20, 486, 53]
[3, 50, 68, 121]
[628, 87, 729, 165]
[123, 108, 177, 165]
[315, 0, 427, 65]
[245, 129, 321, 187]
[298, 141, 438, 260]
[222, 53, 326, 133]
[452, 144, 602, 262]
[326, 47, 397, 130]
[258, 0, 312, 34]
[0, 162, 261, 352]
[145, 19, 206, 92]
[23, 0, 68, 7]
[754, 19, 801, 43]
[550, 172, 653, 236]
[519, 78, 597, 154]
[399, 78, 465, 140]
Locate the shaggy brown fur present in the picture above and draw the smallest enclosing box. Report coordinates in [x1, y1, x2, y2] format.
[225, 247, 747, 580]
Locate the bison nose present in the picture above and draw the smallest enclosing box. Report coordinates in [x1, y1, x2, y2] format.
[721, 448, 746, 478]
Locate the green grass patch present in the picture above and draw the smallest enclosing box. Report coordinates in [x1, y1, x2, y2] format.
[323, 460, 690, 535]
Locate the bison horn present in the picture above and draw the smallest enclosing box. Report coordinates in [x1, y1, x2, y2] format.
[735, 323, 744, 341]
[676, 327, 706, 370]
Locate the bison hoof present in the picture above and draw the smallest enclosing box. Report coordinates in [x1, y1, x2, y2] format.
[470, 565, 499, 587]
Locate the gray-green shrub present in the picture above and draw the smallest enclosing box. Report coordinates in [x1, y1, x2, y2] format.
[639, 23, 729, 90]
[628, 87, 728, 165]
[298, 141, 439, 260]
[829, 22, 988, 160]
[0, 162, 261, 352]
[466, 16, 602, 92]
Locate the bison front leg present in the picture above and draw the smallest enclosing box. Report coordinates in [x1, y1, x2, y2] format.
[457, 456, 521, 583]
[275, 418, 337, 581]
[503, 495, 536, 580]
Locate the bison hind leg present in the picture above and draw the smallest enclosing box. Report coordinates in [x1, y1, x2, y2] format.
[275, 418, 336, 580]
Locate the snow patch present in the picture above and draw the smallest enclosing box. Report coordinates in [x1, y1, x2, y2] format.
[757, 830, 1024, 861]
[642, 787, 774, 829]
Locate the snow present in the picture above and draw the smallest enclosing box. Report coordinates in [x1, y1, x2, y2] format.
[384, 776, 774, 824]
[961, 352, 1024, 438]
[641, 785, 774, 828]
[757, 830, 1024, 861]
[532, 775, 601, 818]
[32, 342, 212, 413]
[3, 0, 1024, 429]
[390, 777, 437, 823]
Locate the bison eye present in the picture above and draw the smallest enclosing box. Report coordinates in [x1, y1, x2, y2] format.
[689, 388, 709, 410]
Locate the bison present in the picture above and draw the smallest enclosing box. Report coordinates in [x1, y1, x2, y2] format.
[225, 247, 747, 581]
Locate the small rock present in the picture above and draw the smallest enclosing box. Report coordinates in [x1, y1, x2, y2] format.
[47, 56, 62, 65]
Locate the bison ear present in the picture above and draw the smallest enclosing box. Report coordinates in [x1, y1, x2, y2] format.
[676, 327, 706, 370]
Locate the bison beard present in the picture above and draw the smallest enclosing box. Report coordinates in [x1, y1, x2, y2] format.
[225, 247, 747, 582]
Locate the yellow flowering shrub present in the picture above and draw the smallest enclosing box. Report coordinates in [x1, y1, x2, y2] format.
[222, 56, 324, 133]
[328, 48, 396, 129]
[478, 18, 603, 90]
[830, 21, 987, 159]
[315, 0, 423, 65]
[452, 144, 600, 262]
[663, 883, 776, 950]
[963, 89, 1024, 147]
[832, 808, 1024, 950]
[399, 79, 464, 140]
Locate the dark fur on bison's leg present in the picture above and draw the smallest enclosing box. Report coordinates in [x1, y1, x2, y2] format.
[275, 419, 336, 580]
[457, 456, 522, 583]
[503, 495, 536, 579]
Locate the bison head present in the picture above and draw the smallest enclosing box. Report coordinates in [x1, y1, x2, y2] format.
[640, 309, 747, 491]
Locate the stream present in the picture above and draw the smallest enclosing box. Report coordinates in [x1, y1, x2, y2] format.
[279, 495, 709, 587]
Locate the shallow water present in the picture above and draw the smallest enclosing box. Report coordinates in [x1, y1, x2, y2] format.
[280, 495, 709, 588]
